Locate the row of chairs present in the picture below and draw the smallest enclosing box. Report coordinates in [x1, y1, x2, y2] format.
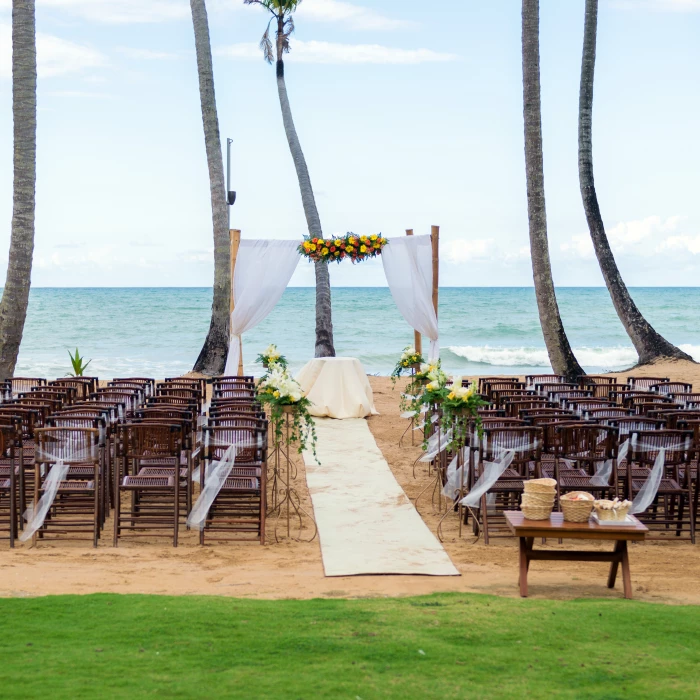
[0, 375, 269, 548]
[430, 374, 700, 544]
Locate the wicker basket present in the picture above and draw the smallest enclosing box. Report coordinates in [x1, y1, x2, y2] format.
[560, 492, 594, 523]
[520, 503, 553, 521]
[521, 492, 556, 508]
[594, 500, 631, 521]
[523, 478, 557, 494]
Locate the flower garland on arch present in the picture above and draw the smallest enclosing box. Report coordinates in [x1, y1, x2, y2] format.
[299, 233, 388, 264]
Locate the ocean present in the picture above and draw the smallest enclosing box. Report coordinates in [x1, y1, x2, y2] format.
[14, 287, 700, 380]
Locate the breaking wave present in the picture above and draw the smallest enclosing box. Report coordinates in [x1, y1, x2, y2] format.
[445, 345, 700, 369]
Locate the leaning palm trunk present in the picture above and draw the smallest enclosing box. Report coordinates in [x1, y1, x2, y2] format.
[190, 0, 230, 375]
[275, 51, 334, 357]
[578, 0, 691, 365]
[522, 0, 583, 381]
[0, 0, 37, 382]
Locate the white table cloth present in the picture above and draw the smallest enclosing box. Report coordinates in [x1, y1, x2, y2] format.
[296, 357, 378, 419]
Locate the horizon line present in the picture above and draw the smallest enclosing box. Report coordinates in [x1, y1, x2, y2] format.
[17, 285, 700, 291]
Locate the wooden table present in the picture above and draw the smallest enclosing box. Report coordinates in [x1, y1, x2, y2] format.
[504, 511, 648, 599]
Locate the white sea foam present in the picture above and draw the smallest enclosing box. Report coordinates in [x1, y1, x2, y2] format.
[446, 345, 700, 369]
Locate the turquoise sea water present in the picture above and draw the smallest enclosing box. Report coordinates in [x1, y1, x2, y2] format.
[14, 287, 700, 379]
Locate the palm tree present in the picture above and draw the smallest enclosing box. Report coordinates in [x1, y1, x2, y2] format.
[0, 0, 37, 382]
[245, 0, 335, 357]
[578, 0, 691, 365]
[190, 0, 231, 375]
[522, 0, 583, 381]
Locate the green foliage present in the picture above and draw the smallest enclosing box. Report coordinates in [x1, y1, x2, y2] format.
[67, 347, 91, 377]
[0, 593, 698, 698]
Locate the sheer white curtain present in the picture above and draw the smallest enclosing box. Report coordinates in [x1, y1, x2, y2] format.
[381, 235, 439, 359]
[224, 240, 300, 376]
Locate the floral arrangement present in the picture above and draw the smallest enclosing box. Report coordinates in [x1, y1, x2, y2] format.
[404, 362, 487, 453]
[256, 365, 317, 458]
[256, 343, 288, 371]
[391, 346, 424, 385]
[299, 233, 388, 264]
[442, 377, 488, 444]
[401, 359, 449, 417]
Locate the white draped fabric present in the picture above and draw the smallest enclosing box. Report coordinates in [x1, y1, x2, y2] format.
[224, 240, 301, 376]
[381, 235, 439, 360]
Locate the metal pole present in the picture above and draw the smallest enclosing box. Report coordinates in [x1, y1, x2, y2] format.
[226, 138, 233, 229]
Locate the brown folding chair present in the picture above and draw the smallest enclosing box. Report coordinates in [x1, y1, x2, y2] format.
[0, 426, 19, 547]
[114, 424, 182, 547]
[628, 430, 695, 542]
[197, 425, 267, 544]
[31, 427, 101, 547]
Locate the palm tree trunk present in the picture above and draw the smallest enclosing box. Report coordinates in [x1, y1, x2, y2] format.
[522, 0, 583, 381]
[275, 57, 335, 358]
[0, 0, 37, 382]
[579, 0, 691, 364]
[190, 0, 230, 375]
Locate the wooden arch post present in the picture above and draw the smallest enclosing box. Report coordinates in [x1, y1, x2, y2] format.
[229, 228, 243, 376]
[431, 225, 440, 323]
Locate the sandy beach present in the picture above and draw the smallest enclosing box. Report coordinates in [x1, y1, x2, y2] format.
[1, 359, 699, 604]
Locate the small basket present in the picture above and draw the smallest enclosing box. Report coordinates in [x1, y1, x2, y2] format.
[521, 492, 556, 507]
[523, 478, 557, 494]
[594, 500, 631, 521]
[560, 491, 594, 523]
[520, 504, 553, 521]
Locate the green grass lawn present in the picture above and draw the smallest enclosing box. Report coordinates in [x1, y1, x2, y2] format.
[0, 593, 698, 699]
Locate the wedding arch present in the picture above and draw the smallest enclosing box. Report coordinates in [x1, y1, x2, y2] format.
[223, 227, 441, 376]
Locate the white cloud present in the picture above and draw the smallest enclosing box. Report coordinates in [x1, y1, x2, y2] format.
[297, 0, 413, 30]
[660, 234, 700, 255]
[560, 215, 697, 260]
[0, 23, 107, 78]
[445, 239, 529, 265]
[218, 40, 457, 65]
[118, 47, 181, 60]
[560, 234, 594, 259]
[46, 90, 114, 98]
[39, 0, 188, 24]
[446, 239, 493, 263]
[612, 0, 700, 10]
[607, 214, 683, 249]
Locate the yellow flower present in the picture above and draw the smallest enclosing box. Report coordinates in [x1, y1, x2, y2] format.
[347, 246, 354, 253]
[309, 244, 316, 252]
[334, 239, 342, 246]
[360, 245, 367, 253]
[322, 247, 329, 255]
[360, 235, 367, 243]
[273, 390, 280, 398]
[303, 242, 310, 250]
[334, 251, 340, 257]
[448, 392, 456, 400]
[370, 234, 378, 241]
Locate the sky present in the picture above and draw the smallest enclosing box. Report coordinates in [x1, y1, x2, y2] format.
[0, 0, 699, 288]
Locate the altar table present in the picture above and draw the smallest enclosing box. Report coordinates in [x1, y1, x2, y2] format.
[296, 357, 378, 419]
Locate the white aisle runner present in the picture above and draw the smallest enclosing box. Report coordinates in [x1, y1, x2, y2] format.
[303, 418, 460, 577]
